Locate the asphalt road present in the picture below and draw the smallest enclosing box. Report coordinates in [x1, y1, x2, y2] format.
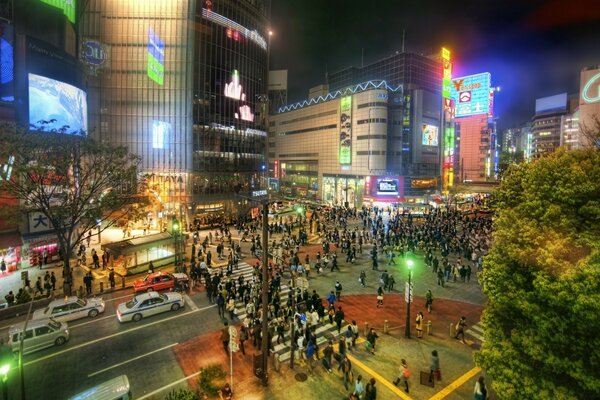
[3, 289, 220, 400]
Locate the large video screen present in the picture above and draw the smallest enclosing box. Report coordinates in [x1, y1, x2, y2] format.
[28, 73, 88, 133]
[421, 124, 439, 146]
[0, 22, 14, 102]
[376, 178, 399, 196]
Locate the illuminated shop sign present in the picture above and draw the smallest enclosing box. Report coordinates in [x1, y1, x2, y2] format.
[450, 72, 491, 117]
[81, 40, 108, 66]
[441, 47, 452, 99]
[411, 178, 437, 189]
[376, 179, 399, 195]
[443, 125, 455, 189]
[582, 71, 600, 104]
[0, 155, 14, 181]
[339, 96, 352, 165]
[274, 160, 279, 179]
[201, 8, 267, 50]
[421, 124, 439, 146]
[40, 0, 76, 24]
[147, 28, 165, 85]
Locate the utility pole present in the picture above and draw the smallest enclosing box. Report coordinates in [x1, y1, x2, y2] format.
[260, 202, 269, 386]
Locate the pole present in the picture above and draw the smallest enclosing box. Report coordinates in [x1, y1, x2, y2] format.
[260, 202, 269, 386]
[19, 294, 35, 400]
[229, 337, 233, 390]
[289, 275, 296, 369]
[405, 269, 411, 338]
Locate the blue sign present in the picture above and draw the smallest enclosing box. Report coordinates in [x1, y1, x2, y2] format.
[450, 73, 491, 117]
[81, 40, 107, 66]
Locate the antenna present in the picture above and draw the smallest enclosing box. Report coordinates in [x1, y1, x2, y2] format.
[402, 29, 405, 53]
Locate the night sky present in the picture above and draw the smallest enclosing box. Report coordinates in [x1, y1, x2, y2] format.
[270, 0, 600, 130]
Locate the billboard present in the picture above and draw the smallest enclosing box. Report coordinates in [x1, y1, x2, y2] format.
[450, 73, 491, 117]
[421, 123, 439, 146]
[376, 178, 399, 196]
[0, 23, 14, 102]
[223, 70, 255, 122]
[147, 28, 165, 85]
[40, 0, 76, 24]
[441, 48, 452, 99]
[28, 73, 88, 133]
[152, 120, 171, 149]
[339, 96, 352, 164]
[535, 93, 567, 114]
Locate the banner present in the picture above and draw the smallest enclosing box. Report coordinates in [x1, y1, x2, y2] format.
[339, 96, 352, 165]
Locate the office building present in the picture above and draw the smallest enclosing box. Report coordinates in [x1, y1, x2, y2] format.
[531, 93, 569, 158]
[579, 66, 600, 146]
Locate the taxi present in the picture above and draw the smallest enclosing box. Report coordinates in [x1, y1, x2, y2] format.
[116, 291, 184, 322]
[133, 271, 189, 293]
[32, 296, 105, 322]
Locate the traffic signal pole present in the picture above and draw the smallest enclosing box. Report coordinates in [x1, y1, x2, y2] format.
[261, 202, 269, 386]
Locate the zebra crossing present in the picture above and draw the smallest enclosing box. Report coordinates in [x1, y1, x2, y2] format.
[466, 322, 485, 342]
[218, 262, 342, 362]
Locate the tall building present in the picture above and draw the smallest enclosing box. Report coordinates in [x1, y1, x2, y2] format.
[80, 0, 271, 224]
[579, 66, 600, 146]
[531, 93, 568, 158]
[450, 73, 496, 182]
[269, 50, 444, 207]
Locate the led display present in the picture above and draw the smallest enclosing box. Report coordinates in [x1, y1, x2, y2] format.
[0, 22, 13, 102]
[28, 73, 88, 133]
[339, 96, 352, 164]
[147, 28, 165, 85]
[40, 0, 76, 24]
[441, 48, 452, 99]
[535, 93, 567, 114]
[152, 120, 171, 149]
[421, 124, 439, 146]
[450, 73, 491, 117]
[376, 179, 399, 195]
[223, 70, 254, 122]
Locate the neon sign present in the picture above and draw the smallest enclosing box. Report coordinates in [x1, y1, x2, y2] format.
[441, 47, 452, 99]
[201, 8, 267, 50]
[147, 28, 165, 85]
[582, 72, 600, 104]
[450, 73, 491, 117]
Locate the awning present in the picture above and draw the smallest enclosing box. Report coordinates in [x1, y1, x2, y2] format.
[0, 231, 23, 249]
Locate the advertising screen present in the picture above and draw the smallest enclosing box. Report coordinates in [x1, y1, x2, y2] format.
[421, 124, 439, 146]
[147, 28, 165, 85]
[376, 179, 399, 195]
[450, 73, 491, 117]
[339, 96, 352, 165]
[0, 23, 14, 102]
[28, 73, 88, 133]
[535, 93, 567, 114]
[40, 0, 76, 24]
[152, 120, 171, 149]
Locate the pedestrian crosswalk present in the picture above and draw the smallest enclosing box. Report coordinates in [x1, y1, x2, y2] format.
[218, 262, 341, 362]
[466, 322, 484, 342]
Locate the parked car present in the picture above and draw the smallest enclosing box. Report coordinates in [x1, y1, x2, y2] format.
[133, 271, 189, 293]
[116, 291, 184, 322]
[32, 296, 105, 322]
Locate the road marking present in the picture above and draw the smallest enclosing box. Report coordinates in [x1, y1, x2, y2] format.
[182, 294, 198, 311]
[137, 370, 204, 400]
[70, 314, 115, 328]
[23, 304, 216, 367]
[102, 293, 133, 303]
[88, 343, 178, 377]
[345, 351, 412, 400]
[429, 366, 481, 400]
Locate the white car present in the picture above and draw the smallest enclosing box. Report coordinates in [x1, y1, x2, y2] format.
[116, 291, 184, 322]
[32, 296, 105, 322]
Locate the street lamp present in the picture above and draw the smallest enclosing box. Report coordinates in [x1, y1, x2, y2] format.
[405, 259, 414, 338]
[171, 218, 181, 268]
[0, 363, 8, 400]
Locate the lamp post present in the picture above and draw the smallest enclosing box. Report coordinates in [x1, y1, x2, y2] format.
[172, 218, 181, 268]
[405, 259, 414, 338]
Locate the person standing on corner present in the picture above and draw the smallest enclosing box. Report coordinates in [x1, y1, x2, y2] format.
[425, 289, 433, 312]
[474, 376, 488, 400]
[415, 311, 424, 338]
[429, 350, 441, 382]
[455, 316, 467, 343]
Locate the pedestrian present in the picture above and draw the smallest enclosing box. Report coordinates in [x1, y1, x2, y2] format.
[353, 374, 364, 399]
[238, 325, 248, 355]
[415, 311, 424, 338]
[335, 306, 345, 333]
[226, 297, 236, 320]
[393, 359, 411, 393]
[455, 316, 467, 342]
[429, 350, 441, 382]
[0, 259, 5, 274]
[366, 328, 378, 354]
[4, 291, 14, 306]
[376, 286, 384, 308]
[109, 269, 116, 288]
[425, 289, 433, 312]
[474, 376, 488, 400]
[322, 340, 334, 372]
[437, 268, 445, 287]
[340, 354, 353, 390]
[335, 280, 343, 300]
[344, 325, 354, 349]
[350, 320, 359, 347]
[220, 322, 230, 353]
[387, 275, 395, 292]
[83, 272, 94, 295]
[34, 277, 43, 296]
[219, 383, 233, 400]
[328, 305, 336, 325]
[50, 272, 56, 291]
[359, 270, 366, 287]
[43, 278, 52, 297]
[365, 378, 377, 400]
[216, 293, 226, 319]
[327, 291, 336, 308]
[305, 340, 316, 372]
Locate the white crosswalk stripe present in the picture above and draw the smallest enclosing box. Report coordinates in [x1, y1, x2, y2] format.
[466, 323, 485, 342]
[182, 294, 198, 311]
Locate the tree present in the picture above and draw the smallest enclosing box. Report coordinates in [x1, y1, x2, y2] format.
[0, 123, 141, 295]
[475, 147, 600, 399]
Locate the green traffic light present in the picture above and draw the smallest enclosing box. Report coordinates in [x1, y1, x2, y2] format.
[407, 259, 414, 269]
[296, 206, 304, 214]
[0, 364, 9, 376]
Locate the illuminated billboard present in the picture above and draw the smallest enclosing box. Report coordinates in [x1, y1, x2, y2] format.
[339, 96, 352, 164]
[28, 73, 88, 133]
[450, 73, 491, 117]
[147, 28, 165, 85]
[441, 48, 452, 99]
[376, 178, 399, 195]
[40, 0, 76, 24]
[224, 70, 255, 122]
[581, 70, 600, 104]
[0, 22, 13, 102]
[152, 120, 171, 149]
[421, 124, 439, 146]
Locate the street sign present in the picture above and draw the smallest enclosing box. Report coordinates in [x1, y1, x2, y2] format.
[405, 282, 413, 303]
[21, 271, 28, 281]
[229, 342, 239, 352]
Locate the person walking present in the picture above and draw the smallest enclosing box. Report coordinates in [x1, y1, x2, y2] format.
[340, 354, 353, 391]
[335, 280, 343, 300]
[50, 272, 56, 291]
[220, 322, 230, 354]
[353, 374, 364, 399]
[365, 378, 377, 400]
[305, 340, 316, 372]
[350, 320, 359, 348]
[322, 340, 334, 372]
[474, 376, 488, 400]
[376, 286, 384, 308]
[109, 269, 116, 289]
[335, 306, 345, 333]
[415, 311, 424, 338]
[393, 359, 411, 393]
[429, 350, 441, 382]
[455, 316, 467, 343]
[366, 328, 378, 354]
[327, 291, 337, 308]
[359, 270, 366, 287]
[425, 289, 433, 312]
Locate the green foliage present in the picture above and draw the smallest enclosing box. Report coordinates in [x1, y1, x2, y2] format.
[197, 363, 226, 397]
[477, 148, 600, 399]
[163, 388, 199, 400]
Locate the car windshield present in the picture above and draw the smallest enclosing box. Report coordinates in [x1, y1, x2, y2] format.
[48, 320, 61, 330]
[77, 299, 87, 307]
[125, 298, 139, 309]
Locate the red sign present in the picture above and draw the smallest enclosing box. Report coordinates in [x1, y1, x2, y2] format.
[273, 160, 279, 179]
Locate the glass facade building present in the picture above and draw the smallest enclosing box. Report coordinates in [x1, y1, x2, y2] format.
[80, 0, 270, 222]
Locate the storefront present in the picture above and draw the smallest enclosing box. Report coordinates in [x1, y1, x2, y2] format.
[0, 231, 23, 272]
[21, 232, 61, 269]
[101, 231, 184, 276]
[322, 175, 365, 207]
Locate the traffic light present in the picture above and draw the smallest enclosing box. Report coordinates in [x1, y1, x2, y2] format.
[171, 218, 180, 233]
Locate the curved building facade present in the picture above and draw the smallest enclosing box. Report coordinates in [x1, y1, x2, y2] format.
[80, 0, 270, 223]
